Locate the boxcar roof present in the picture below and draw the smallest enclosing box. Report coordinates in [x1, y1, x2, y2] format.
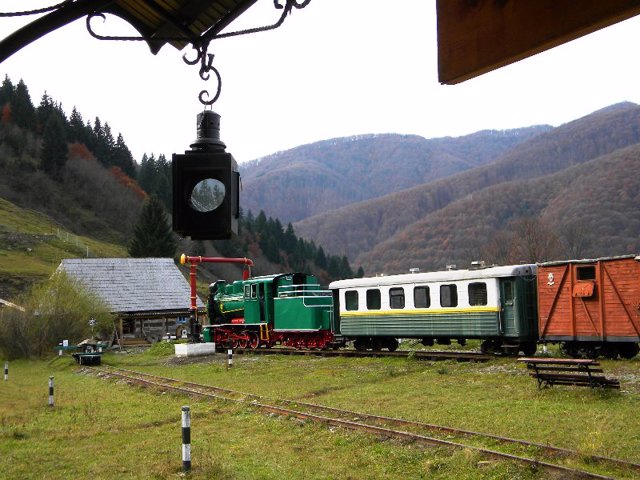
[329, 264, 537, 290]
[58, 258, 204, 314]
[538, 254, 640, 267]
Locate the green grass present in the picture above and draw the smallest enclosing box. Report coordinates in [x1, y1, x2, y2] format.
[1, 351, 639, 479]
[0, 197, 127, 297]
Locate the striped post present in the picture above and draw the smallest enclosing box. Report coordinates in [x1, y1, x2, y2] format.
[227, 349, 233, 368]
[48, 376, 54, 407]
[4, 361, 7, 381]
[181, 406, 191, 472]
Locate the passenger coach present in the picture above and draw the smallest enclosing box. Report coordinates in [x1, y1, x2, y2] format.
[330, 264, 538, 355]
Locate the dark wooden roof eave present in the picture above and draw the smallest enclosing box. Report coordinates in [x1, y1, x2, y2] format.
[0, 0, 258, 63]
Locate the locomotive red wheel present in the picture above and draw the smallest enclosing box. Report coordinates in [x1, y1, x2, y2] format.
[248, 333, 260, 349]
[237, 335, 249, 349]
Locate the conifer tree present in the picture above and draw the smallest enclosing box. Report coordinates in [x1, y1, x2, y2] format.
[128, 195, 177, 258]
[41, 114, 68, 179]
[12, 79, 36, 131]
[113, 133, 135, 177]
[0, 75, 13, 108]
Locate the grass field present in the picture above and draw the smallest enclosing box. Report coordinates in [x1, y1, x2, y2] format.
[1, 346, 639, 479]
[0, 197, 128, 299]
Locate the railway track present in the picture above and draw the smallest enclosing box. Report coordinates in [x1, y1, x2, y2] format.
[230, 347, 492, 362]
[93, 365, 638, 479]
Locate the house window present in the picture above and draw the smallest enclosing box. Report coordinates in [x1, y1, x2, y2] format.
[440, 284, 458, 307]
[366, 289, 381, 310]
[345, 290, 359, 311]
[414, 286, 430, 308]
[576, 265, 596, 280]
[468, 282, 487, 306]
[389, 287, 405, 309]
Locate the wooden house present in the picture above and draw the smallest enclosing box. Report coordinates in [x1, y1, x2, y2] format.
[57, 258, 205, 345]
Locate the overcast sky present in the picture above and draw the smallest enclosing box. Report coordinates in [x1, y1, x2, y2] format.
[2, 1, 640, 163]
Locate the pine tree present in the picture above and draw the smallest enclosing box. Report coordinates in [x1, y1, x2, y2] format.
[0, 75, 13, 108]
[113, 133, 135, 177]
[315, 246, 327, 269]
[11, 79, 36, 131]
[41, 114, 68, 179]
[68, 106, 88, 145]
[128, 195, 178, 258]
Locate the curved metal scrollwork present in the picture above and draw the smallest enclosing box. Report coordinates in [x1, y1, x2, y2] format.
[83, 0, 313, 106]
[182, 42, 222, 107]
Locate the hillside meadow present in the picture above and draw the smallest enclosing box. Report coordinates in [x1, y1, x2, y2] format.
[1, 346, 640, 479]
[0, 197, 128, 299]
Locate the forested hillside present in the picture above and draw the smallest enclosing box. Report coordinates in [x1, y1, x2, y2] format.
[294, 102, 640, 272]
[0, 75, 355, 299]
[3, 73, 638, 294]
[240, 127, 550, 224]
[361, 144, 640, 273]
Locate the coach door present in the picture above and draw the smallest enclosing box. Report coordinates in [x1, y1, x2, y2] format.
[499, 279, 517, 336]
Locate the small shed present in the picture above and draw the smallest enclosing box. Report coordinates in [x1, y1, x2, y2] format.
[57, 258, 205, 345]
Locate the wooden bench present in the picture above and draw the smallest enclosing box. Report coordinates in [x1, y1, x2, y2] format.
[518, 357, 620, 389]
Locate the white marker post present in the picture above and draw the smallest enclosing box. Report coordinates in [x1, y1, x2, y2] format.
[227, 348, 233, 368]
[181, 406, 191, 472]
[48, 376, 54, 407]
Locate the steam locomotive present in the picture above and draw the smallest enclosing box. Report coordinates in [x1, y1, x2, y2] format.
[203, 255, 640, 359]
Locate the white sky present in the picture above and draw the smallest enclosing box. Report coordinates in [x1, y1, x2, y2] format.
[1, 1, 640, 163]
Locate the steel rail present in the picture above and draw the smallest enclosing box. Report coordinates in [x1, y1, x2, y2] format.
[93, 366, 631, 479]
[232, 347, 492, 362]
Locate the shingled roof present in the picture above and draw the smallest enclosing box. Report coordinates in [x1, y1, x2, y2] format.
[57, 258, 204, 315]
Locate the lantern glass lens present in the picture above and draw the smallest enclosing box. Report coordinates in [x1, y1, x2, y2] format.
[189, 178, 225, 212]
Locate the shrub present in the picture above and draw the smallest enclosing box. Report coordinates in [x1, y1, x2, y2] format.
[0, 272, 112, 359]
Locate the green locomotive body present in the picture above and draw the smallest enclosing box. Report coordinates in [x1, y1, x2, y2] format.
[205, 273, 336, 349]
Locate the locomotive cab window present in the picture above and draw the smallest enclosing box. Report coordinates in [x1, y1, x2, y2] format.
[250, 284, 257, 299]
[345, 290, 359, 311]
[244, 285, 250, 298]
[468, 282, 487, 306]
[577, 265, 596, 280]
[366, 289, 381, 310]
[440, 284, 458, 307]
[389, 287, 405, 309]
[414, 286, 431, 308]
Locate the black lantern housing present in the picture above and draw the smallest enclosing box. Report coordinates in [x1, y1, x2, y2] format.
[172, 111, 240, 240]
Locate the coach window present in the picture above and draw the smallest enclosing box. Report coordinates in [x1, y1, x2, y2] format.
[414, 286, 430, 308]
[440, 284, 458, 307]
[366, 289, 381, 310]
[389, 287, 405, 309]
[345, 290, 359, 311]
[468, 282, 487, 306]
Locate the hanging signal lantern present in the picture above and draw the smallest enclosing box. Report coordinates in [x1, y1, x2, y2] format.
[172, 110, 240, 240]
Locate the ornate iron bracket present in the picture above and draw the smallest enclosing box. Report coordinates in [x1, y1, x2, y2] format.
[182, 41, 222, 107]
[84, 0, 312, 106]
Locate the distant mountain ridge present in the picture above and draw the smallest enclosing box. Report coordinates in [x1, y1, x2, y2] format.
[240, 127, 550, 223]
[288, 102, 640, 273]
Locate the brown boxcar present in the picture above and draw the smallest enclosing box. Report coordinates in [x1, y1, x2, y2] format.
[537, 255, 640, 359]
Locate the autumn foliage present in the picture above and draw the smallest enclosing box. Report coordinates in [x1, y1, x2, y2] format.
[1, 104, 10, 124]
[68, 142, 96, 162]
[110, 166, 147, 200]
